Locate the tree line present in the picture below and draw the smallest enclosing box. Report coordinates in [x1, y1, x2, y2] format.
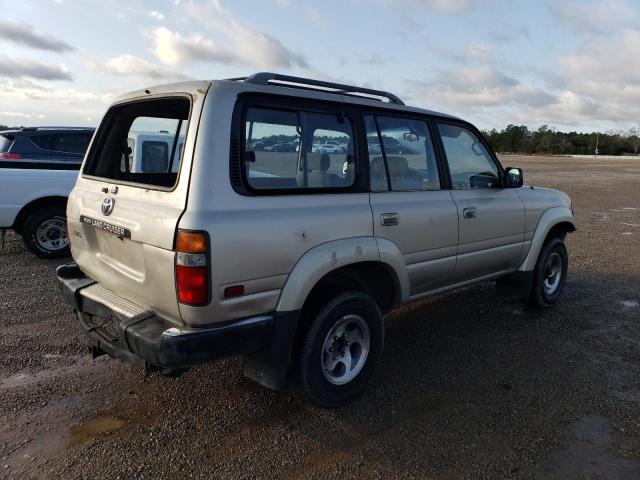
[481, 125, 640, 156]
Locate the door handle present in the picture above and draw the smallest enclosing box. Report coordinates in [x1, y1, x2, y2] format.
[380, 213, 399, 226]
[463, 207, 477, 219]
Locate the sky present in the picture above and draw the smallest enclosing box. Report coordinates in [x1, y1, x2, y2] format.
[0, 0, 639, 133]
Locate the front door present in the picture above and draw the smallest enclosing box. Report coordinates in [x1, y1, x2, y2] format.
[366, 115, 458, 296]
[437, 122, 525, 282]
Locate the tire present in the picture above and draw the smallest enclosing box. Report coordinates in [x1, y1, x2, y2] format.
[21, 207, 70, 259]
[299, 291, 384, 408]
[526, 236, 568, 308]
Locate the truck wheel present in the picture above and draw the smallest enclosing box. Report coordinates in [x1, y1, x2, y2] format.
[299, 291, 384, 408]
[527, 237, 568, 308]
[21, 207, 70, 259]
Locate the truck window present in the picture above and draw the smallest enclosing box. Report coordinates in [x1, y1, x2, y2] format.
[243, 107, 355, 191]
[83, 97, 190, 188]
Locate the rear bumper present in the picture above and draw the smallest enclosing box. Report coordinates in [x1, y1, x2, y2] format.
[56, 263, 273, 371]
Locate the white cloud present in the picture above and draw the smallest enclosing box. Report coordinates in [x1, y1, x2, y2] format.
[556, 29, 640, 122]
[148, 10, 165, 21]
[548, 0, 638, 35]
[0, 20, 74, 52]
[0, 79, 112, 126]
[466, 41, 492, 60]
[307, 6, 327, 29]
[155, 0, 307, 69]
[0, 111, 45, 119]
[149, 23, 306, 68]
[0, 55, 73, 81]
[102, 53, 190, 82]
[410, 65, 555, 110]
[381, 0, 475, 14]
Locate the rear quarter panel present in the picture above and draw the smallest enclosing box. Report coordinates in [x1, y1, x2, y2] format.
[177, 82, 374, 325]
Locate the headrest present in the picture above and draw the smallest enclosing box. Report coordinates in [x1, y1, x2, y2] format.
[387, 156, 408, 177]
[307, 152, 330, 171]
[370, 156, 386, 176]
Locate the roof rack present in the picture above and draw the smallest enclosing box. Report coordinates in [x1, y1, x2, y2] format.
[21, 126, 95, 130]
[236, 72, 404, 105]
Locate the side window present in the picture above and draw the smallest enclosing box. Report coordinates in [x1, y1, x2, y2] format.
[140, 141, 168, 172]
[365, 115, 388, 192]
[29, 133, 91, 154]
[29, 134, 58, 151]
[438, 124, 500, 189]
[56, 133, 91, 154]
[366, 115, 440, 192]
[244, 107, 355, 190]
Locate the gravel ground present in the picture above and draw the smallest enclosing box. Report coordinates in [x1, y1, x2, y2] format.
[1, 155, 639, 480]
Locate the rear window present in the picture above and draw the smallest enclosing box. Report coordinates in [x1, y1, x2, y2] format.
[83, 97, 190, 188]
[0, 134, 14, 153]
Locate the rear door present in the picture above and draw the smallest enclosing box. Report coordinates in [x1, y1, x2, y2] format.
[436, 122, 525, 282]
[366, 114, 458, 296]
[68, 83, 209, 322]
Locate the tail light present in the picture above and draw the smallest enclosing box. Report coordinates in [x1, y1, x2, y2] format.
[175, 230, 208, 305]
[0, 153, 22, 159]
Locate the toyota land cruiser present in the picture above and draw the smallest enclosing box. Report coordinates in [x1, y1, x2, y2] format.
[57, 73, 575, 407]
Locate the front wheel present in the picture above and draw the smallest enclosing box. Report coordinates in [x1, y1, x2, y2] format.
[21, 207, 70, 259]
[299, 291, 384, 408]
[527, 237, 568, 308]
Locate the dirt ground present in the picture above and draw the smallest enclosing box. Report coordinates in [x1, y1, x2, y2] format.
[1, 155, 639, 480]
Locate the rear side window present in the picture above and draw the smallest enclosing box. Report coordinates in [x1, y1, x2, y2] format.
[30, 133, 92, 154]
[84, 98, 190, 188]
[243, 107, 355, 190]
[0, 134, 14, 153]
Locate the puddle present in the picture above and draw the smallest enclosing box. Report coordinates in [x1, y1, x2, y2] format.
[594, 212, 609, 220]
[68, 416, 125, 447]
[622, 232, 633, 235]
[1, 370, 64, 390]
[620, 300, 639, 308]
[0, 355, 107, 391]
[534, 416, 640, 479]
[621, 222, 640, 227]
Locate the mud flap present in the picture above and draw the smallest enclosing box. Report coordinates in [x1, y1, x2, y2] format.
[242, 310, 299, 391]
[496, 271, 534, 297]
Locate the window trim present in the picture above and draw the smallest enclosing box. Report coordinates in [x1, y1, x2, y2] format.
[434, 119, 506, 190]
[82, 94, 193, 192]
[230, 93, 367, 196]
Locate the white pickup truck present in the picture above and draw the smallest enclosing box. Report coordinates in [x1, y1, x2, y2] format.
[0, 127, 96, 257]
[1, 127, 185, 257]
[0, 163, 78, 257]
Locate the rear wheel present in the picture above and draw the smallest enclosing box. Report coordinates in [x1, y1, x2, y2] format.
[21, 207, 70, 258]
[299, 291, 384, 408]
[526, 237, 568, 308]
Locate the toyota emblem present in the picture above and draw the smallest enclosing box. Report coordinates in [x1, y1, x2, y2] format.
[101, 197, 115, 216]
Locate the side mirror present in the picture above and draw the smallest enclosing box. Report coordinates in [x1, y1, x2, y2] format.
[504, 167, 523, 188]
[403, 132, 419, 142]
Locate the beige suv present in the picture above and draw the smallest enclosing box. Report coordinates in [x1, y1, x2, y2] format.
[57, 73, 575, 407]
